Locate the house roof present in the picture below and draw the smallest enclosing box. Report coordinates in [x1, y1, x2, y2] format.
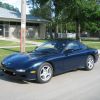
[0, 7, 49, 23]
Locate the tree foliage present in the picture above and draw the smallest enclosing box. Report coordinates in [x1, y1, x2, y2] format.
[27, 0, 52, 20]
[0, 2, 20, 13]
[28, 0, 100, 40]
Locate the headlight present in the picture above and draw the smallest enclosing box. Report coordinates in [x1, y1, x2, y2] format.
[16, 69, 26, 72]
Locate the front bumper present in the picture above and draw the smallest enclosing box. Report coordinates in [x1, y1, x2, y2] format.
[0, 65, 37, 81]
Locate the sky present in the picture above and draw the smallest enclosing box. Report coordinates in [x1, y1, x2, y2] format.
[1, 0, 30, 14]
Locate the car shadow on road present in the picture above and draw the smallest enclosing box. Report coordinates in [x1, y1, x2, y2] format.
[0, 68, 85, 84]
[0, 70, 30, 84]
[0, 70, 42, 84]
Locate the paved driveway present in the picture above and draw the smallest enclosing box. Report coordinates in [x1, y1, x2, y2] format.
[0, 58, 100, 100]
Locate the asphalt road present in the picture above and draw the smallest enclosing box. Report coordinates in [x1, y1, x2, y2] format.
[0, 58, 100, 100]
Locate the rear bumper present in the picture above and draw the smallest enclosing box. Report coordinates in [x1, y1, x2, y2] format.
[0, 66, 37, 81]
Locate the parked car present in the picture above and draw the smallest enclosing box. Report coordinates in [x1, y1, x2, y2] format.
[1, 40, 99, 83]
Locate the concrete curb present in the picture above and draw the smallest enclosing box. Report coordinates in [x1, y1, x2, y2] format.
[0, 38, 42, 46]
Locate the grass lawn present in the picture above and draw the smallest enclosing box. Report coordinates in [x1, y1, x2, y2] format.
[33, 39, 100, 49]
[34, 39, 100, 49]
[0, 40, 34, 46]
[82, 41, 100, 49]
[0, 39, 100, 62]
[0, 47, 35, 61]
[0, 40, 36, 61]
[0, 40, 19, 46]
[28, 39, 46, 43]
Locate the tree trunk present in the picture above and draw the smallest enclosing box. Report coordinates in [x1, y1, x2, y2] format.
[55, 24, 59, 39]
[76, 21, 81, 42]
[60, 23, 63, 34]
[99, 31, 100, 41]
[66, 24, 68, 38]
[56, 24, 59, 33]
[49, 23, 53, 39]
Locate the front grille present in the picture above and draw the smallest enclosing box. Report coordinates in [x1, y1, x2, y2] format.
[1, 64, 27, 79]
[4, 70, 14, 75]
[1, 64, 15, 76]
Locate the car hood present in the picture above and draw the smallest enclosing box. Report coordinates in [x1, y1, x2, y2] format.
[2, 52, 48, 69]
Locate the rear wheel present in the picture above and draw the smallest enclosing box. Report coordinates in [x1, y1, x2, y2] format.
[85, 55, 94, 70]
[37, 62, 53, 83]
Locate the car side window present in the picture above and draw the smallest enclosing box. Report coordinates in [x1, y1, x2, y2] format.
[65, 42, 80, 50]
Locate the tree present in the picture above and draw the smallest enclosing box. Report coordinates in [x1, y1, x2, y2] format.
[0, 2, 20, 13]
[27, 0, 52, 20]
[58, 0, 100, 41]
[28, 0, 100, 40]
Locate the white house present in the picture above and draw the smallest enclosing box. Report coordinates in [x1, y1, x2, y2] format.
[0, 7, 49, 39]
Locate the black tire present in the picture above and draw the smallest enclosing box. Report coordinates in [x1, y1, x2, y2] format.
[85, 55, 94, 71]
[37, 62, 53, 83]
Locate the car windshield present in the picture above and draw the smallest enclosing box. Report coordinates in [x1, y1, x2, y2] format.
[35, 41, 66, 53]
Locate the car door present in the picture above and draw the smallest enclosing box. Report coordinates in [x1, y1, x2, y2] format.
[62, 42, 84, 71]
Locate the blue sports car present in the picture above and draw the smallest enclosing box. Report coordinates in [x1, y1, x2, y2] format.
[1, 40, 99, 83]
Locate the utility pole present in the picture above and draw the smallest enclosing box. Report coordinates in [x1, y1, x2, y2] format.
[20, 0, 26, 53]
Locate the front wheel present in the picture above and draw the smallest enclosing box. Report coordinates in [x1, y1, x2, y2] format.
[85, 55, 94, 71]
[37, 62, 53, 83]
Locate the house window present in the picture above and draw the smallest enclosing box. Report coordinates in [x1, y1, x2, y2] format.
[0, 25, 3, 36]
[5, 24, 9, 37]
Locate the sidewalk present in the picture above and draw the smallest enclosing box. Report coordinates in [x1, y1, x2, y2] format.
[0, 37, 42, 46]
[0, 45, 34, 49]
